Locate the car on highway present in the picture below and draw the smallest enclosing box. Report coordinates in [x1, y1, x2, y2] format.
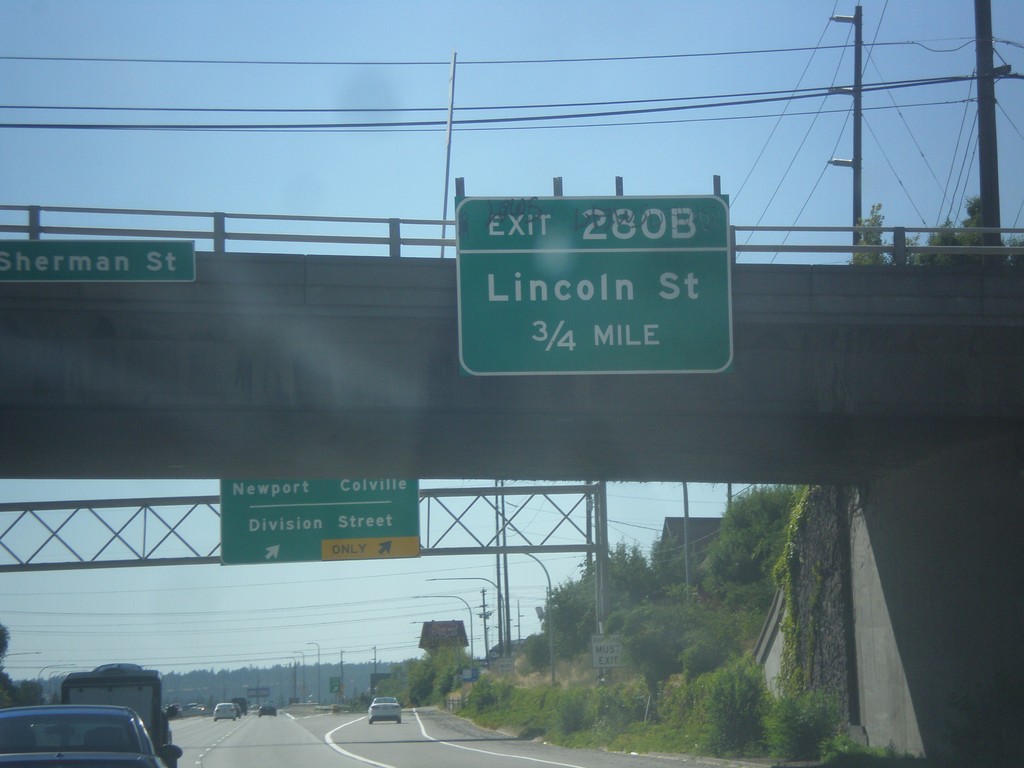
[257, 704, 277, 717]
[212, 703, 237, 722]
[0, 703, 183, 767]
[367, 696, 401, 724]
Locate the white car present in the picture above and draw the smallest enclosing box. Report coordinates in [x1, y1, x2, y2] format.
[367, 696, 401, 724]
[213, 702, 238, 721]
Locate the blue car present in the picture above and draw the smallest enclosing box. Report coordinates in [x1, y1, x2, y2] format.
[0, 704, 183, 767]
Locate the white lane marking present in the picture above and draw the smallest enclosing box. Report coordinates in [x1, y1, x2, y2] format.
[413, 709, 588, 768]
[324, 716, 399, 768]
[193, 716, 248, 766]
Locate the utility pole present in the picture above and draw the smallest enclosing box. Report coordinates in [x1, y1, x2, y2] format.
[439, 51, 457, 257]
[479, 589, 490, 661]
[683, 482, 692, 593]
[493, 485, 505, 656]
[594, 482, 609, 634]
[307, 642, 320, 705]
[500, 494, 512, 655]
[830, 5, 863, 245]
[975, 0, 1002, 244]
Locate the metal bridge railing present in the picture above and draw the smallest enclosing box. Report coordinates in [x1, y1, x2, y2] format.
[0, 204, 454, 260]
[732, 224, 1024, 265]
[1, 204, 1022, 264]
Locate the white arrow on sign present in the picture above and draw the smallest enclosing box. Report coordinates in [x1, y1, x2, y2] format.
[265, 545, 280, 560]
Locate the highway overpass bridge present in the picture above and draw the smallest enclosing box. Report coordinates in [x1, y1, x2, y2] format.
[0, 205, 1022, 760]
[0, 246, 1022, 484]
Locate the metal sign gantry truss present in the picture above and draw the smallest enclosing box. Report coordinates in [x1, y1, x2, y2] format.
[0, 483, 607, 573]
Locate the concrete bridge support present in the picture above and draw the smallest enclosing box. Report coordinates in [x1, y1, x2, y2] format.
[854, 434, 1024, 759]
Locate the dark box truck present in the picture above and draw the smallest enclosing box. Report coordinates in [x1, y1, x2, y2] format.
[61, 663, 181, 768]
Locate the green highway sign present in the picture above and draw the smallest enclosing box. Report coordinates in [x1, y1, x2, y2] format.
[0, 240, 195, 282]
[455, 196, 732, 375]
[219, 478, 420, 565]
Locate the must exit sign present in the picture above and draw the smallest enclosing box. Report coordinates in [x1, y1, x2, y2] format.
[455, 196, 732, 375]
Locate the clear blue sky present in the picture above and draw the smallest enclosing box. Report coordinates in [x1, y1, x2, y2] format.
[0, 0, 1022, 681]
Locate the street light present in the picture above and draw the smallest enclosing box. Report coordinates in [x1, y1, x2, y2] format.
[427, 576, 506, 657]
[522, 553, 555, 686]
[306, 642, 321, 705]
[35, 663, 73, 704]
[47, 671, 67, 704]
[413, 594, 475, 661]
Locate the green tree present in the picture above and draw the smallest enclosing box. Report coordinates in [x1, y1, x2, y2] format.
[520, 633, 551, 674]
[705, 486, 796, 592]
[850, 203, 921, 265]
[400, 645, 468, 705]
[0, 623, 12, 707]
[910, 196, 1022, 267]
[549, 543, 659, 661]
[615, 486, 795, 699]
[850, 203, 890, 265]
[620, 603, 688, 695]
[404, 656, 436, 706]
[605, 542, 654, 605]
[547, 576, 595, 659]
[915, 197, 986, 266]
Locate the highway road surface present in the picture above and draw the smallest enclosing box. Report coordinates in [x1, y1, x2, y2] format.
[167, 706, 749, 768]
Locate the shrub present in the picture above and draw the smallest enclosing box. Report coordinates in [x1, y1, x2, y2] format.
[696, 657, 768, 756]
[555, 687, 594, 735]
[520, 634, 550, 674]
[593, 678, 649, 738]
[659, 673, 697, 730]
[765, 689, 839, 760]
[467, 675, 513, 712]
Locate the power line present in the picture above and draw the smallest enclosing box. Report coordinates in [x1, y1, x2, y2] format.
[734, 0, 841, 205]
[0, 76, 973, 117]
[863, 114, 930, 226]
[0, 41, 963, 68]
[752, 6, 851, 232]
[0, 75, 976, 133]
[459, 99, 972, 134]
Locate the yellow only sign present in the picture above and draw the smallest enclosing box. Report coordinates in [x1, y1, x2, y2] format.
[321, 536, 420, 561]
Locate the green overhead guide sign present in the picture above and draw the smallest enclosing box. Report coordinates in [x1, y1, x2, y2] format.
[455, 195, 732, 375]
[219, 478, 420, 565]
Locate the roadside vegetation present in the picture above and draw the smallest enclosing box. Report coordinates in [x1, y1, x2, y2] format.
[0, 626, 43, 707]
[850, 196, 1024, 267]
[383, 485, 945, 767]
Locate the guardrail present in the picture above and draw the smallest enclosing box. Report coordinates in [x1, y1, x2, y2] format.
[1, 204, 1022, 264]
